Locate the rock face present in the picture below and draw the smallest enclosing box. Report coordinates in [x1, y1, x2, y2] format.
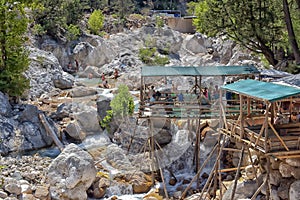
[47, 143, 96, 200]
[26, 47, 74, 99]
[0, 92, 12, 117]
[0, 93, 54, 155]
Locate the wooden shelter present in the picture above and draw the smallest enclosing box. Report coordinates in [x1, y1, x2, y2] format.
[139, 65, 260, 119]
[220, 79, 300, 159]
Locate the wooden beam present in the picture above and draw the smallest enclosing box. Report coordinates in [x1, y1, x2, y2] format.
[231, 145, 245, 200]
[268, 122, 289, 151]
[39, 113, 64, 151]
[240, 94, 244, 140]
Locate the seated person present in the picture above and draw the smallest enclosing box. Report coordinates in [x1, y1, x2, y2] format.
[165, 94, 173, 114]
[149, 94, 156, 105]
[178, 92, 184, 103]
[103, 80, 110, 88]
[155, 90, 161, 101]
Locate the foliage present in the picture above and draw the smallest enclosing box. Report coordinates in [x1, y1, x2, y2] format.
[100, 84, 134, 129]
[100, 110, 113, 130]
[110, 0, 135, 19]
[186, 1, 199, 16]
[110, 84, 134, 119]
[193, 0, 284, 66]
[155, 16, 164, 28]
[88, 10, 104, 35]
[139, 36, 170, 65]
[33, 0, 84, 38]
[66, 24, 80, 41]
[0, 0, 30, 97]
[32, 23, 46, 36]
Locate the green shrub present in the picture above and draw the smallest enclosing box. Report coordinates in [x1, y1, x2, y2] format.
[100, 85, 134, 130]
[88, 10, 104, 35]
[110, 84, 134, 119]
[32, 23, 46, 36]
[139, 47, 169, 65]
[66, 24, 80, 41]
[155, 16, 164, 28]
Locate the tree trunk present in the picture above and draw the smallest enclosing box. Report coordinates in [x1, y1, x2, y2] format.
[283, 0, 300, 65]
[296, 0, 300, 9]
[257, 36, 278, 66]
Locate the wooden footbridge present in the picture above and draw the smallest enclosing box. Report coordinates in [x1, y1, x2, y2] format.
[137, 66, 300, 200]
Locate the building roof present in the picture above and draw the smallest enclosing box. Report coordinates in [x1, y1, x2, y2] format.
[221, 79, 300, 102]
[273, 73, 300, 88]
[260, 69, 292, 78]
[141, 65, 260, 77]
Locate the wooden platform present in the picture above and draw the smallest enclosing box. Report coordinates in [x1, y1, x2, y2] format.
[220, 119, 300, 158]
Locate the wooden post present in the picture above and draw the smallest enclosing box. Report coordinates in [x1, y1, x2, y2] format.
[195, 119, 201, 188]
[246, 147, 258, 182]
[199, 134, 227, 200]
[148, 119, 155, 186]
[264, 102, 271, 200]
[240, 94, 244, 140]
[289, 97, 293, 122]
[39, 113, 64, 151]
[181, 143, 218, 199]
[247, 97, 251, 117]
[271, 103, 275, 124]
[230, 145, 245, 200]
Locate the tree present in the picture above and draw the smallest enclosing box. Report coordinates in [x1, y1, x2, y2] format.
[283, 0, 300, 65]
[88, 10, 104, 35]
[0, 0, 30, 97]
[110, 0, 135, 18]
[193, 0, 284, 66]
[110, 84, 134, 119]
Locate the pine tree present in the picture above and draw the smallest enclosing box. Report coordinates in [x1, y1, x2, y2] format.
[0, 0, 30, 97]
[193, 0, 284, 66]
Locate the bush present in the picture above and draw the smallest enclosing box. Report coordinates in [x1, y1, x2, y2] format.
[66, 24, 80, 41]
[100, 85, 134, 130]
[88, 10, 104, 35]
[139, 47, 169, 65]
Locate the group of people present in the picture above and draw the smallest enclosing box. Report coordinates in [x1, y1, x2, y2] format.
[146, 83, 220, 106]
[98, 69, 120, 88]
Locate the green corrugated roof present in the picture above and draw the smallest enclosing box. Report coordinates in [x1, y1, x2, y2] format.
[221, 79, 300, 102]
[141, 65, 260, 77]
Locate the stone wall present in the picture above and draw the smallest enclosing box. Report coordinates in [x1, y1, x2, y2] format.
[166, 17, 196, 34]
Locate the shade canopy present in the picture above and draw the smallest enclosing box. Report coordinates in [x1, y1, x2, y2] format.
[141, 65, 260, 77]
[221, 79, 300, 102]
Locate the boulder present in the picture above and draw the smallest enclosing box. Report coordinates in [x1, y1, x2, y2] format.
[223, 179, 260, 200]
[53, 72, 74, 89]
[278, 179, 294, 199]
[289, 180, 300, 200]
[269, 170, 282, 186]
[0, 92, 12, 117]
[96, 96, 112, 121]
[70, 86, 98, 98]
[279, 162, 294, 178]
[47, 143, 96, 200]
[286, 158, 300, 168]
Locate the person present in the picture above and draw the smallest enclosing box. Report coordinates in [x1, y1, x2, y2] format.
[203, 87, 208, 99]
[149, 94, 156, 105]
[155, 90, 161, 101]
[103, 80, 109, 88]
[178, 92, 184, 103]
[101, 73, 106, 81]
[114, 68, 119, 79]
[148, 86, 155, 99]
[165, 94, 173, 114]
[74, 59, 79, 72]
[213, 85, 219, 100]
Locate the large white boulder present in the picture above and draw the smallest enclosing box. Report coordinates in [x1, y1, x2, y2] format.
[47, 143, 97, 200]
